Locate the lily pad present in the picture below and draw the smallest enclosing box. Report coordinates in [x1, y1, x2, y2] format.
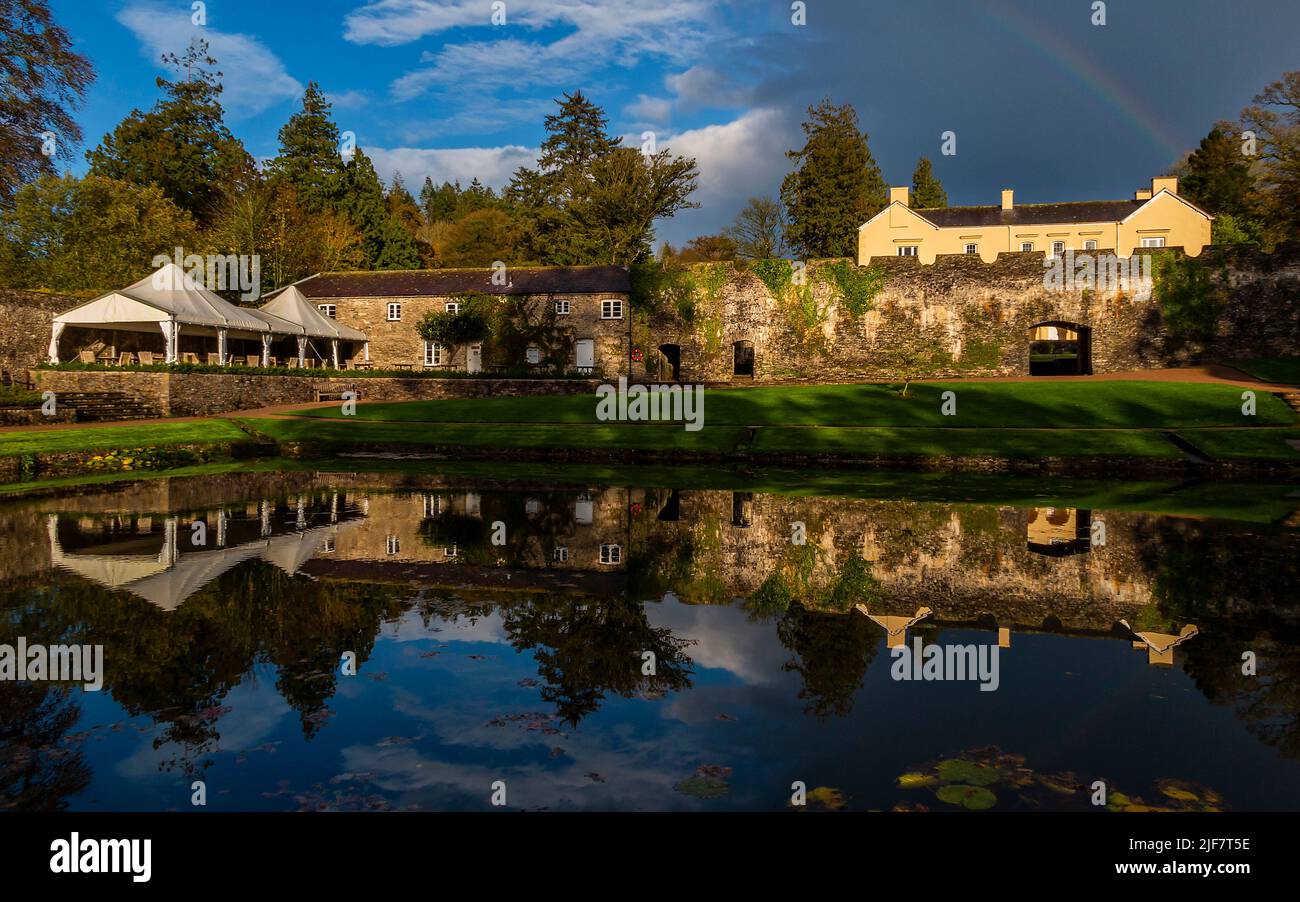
[806, 786, 848, 810]
[936, 784, 997, 810]
[897, 771, 937, 788]
[936, 759, 1000, 786]
[674, 775, 730, 798]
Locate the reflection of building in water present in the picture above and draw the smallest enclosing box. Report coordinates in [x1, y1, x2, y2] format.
[854, 605, 932, 648]
[46, 492, 364, 610]
[1122, 621, 1200, 667]
[1027, 508, 1092, 557]
[327, 487, 630, 572]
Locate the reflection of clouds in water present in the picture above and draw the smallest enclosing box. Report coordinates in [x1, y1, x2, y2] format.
[113, 672, 291, 779]
[338, 730, 706, 811]
[647, 600, 789, 687]
[382, 608, 509, 646]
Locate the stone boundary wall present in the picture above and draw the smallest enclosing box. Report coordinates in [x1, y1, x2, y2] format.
[28, 369, 602, 417]
[0, 290, 80, 376]
[643, 244, 1300, 383]
[0, 406, 75, 425]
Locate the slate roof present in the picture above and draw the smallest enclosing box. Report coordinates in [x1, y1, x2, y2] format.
[292, 266, 631, 299]
[910, 200, 1147, 229]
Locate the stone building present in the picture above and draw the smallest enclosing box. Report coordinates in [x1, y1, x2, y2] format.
[285, 265, 633, 375]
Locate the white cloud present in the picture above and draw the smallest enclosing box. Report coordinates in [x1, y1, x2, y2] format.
[364, 144, 537, 192]
[355, 0, 718, 102]
[651, 107, 800, 244]
[665, 66, 753, 111]
[117, 2, 302, 120]
[325, 90, 371, 111]
[625, 94, 673, 125]
[660, 108, 795, 210]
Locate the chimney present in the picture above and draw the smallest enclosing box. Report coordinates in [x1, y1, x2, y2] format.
[890, 186, 911, 208]
[1151, 176, 1178, 196]
[1135, 189, 1152, 201]
[1001, 189, 1014, 211]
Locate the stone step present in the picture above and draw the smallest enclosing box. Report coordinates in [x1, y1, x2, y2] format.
[54, 390, 162, 422]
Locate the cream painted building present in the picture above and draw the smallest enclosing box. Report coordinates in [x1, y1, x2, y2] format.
[857, 176, 1213, 265]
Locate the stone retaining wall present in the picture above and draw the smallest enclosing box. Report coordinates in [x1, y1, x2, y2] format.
[28, 369, 601, 417]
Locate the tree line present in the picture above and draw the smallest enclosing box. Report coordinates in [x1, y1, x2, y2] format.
[1, 0, 1298, 298]
[0, 3, 699, 296]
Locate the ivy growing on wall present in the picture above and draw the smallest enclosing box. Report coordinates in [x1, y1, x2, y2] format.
[1151, 252, 1225, 351]
[822, 260, 886, 317]
[750, 258, 794, 300]
[415, 291, 569, 368]
[690, 263, 728, 359]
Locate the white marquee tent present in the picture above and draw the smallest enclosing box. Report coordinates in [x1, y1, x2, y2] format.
[49, 265, 366, 367]
[260, 284, 368, 368]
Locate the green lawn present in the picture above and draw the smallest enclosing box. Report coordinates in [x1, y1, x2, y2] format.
[1227, 357, 1300, 385]
[290, 380, 1297, 429]
[750, 427, 1183, 459]
[0, 420, 251, 456]
[1180, 428, 1300, 461]
[248, 417, 750, 453]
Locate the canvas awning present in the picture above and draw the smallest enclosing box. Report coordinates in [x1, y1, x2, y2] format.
[260, 285, 367, 341]
[54, 263, 274, 335]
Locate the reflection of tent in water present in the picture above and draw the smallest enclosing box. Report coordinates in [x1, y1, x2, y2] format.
[1027, 507, 1092, 557]
[1120, 620, 1199, 667]
[854, 605, 933, 648]
[46, 513, 361, 611]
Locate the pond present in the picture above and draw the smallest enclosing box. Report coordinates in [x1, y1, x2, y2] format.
[2, 464, 1299, 812]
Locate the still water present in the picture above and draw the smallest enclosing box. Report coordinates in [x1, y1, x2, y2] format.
[2, 465, 1299, 812]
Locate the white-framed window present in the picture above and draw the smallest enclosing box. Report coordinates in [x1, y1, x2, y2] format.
[601, 299, 624, 319]
[318, 304, 337, 319]
[423, 341, 445, 366]
[553, 546, 568, 563]
[319, 537, 335, 553]
[1051, 241, 1066, 258]
[1141, 236, 1167, 248]
[525, 346, 541, 364]
[387, 302, 402, 321]
[445, 301, 459, 314]
[386, 535, 400, 555]
[1020, 242, 1035, 252]
[555, 299, 571, 315]
[599, 543, 622, 565]
[964, 243, 978, 255]
[1083, 239, 1098, 251]
[422, 494, 443, 517]
[444, 544, 458, 559]
[897, 245, 919, 257]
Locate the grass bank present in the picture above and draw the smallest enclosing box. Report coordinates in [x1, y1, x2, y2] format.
[290, 380, 1297, 428]
[2, 381, 1299, 487]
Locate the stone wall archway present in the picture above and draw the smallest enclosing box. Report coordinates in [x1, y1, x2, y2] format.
[1028, 321, 1092, 375]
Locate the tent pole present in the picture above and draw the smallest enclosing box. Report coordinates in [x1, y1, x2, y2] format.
[331, 339, 339, 370]
[261, 334, 272, 367]
[48, 321, 65, 364]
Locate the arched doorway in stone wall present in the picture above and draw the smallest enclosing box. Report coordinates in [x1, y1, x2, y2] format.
[733, 340, 755, 378]
[657, 343, 681, 381]
[1028, 321, 1092, 376]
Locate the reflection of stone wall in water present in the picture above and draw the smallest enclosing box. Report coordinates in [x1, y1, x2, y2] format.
[644, 490, 1158, 632]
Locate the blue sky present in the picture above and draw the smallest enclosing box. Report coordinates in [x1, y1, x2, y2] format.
[51, 0, 1300, 246]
